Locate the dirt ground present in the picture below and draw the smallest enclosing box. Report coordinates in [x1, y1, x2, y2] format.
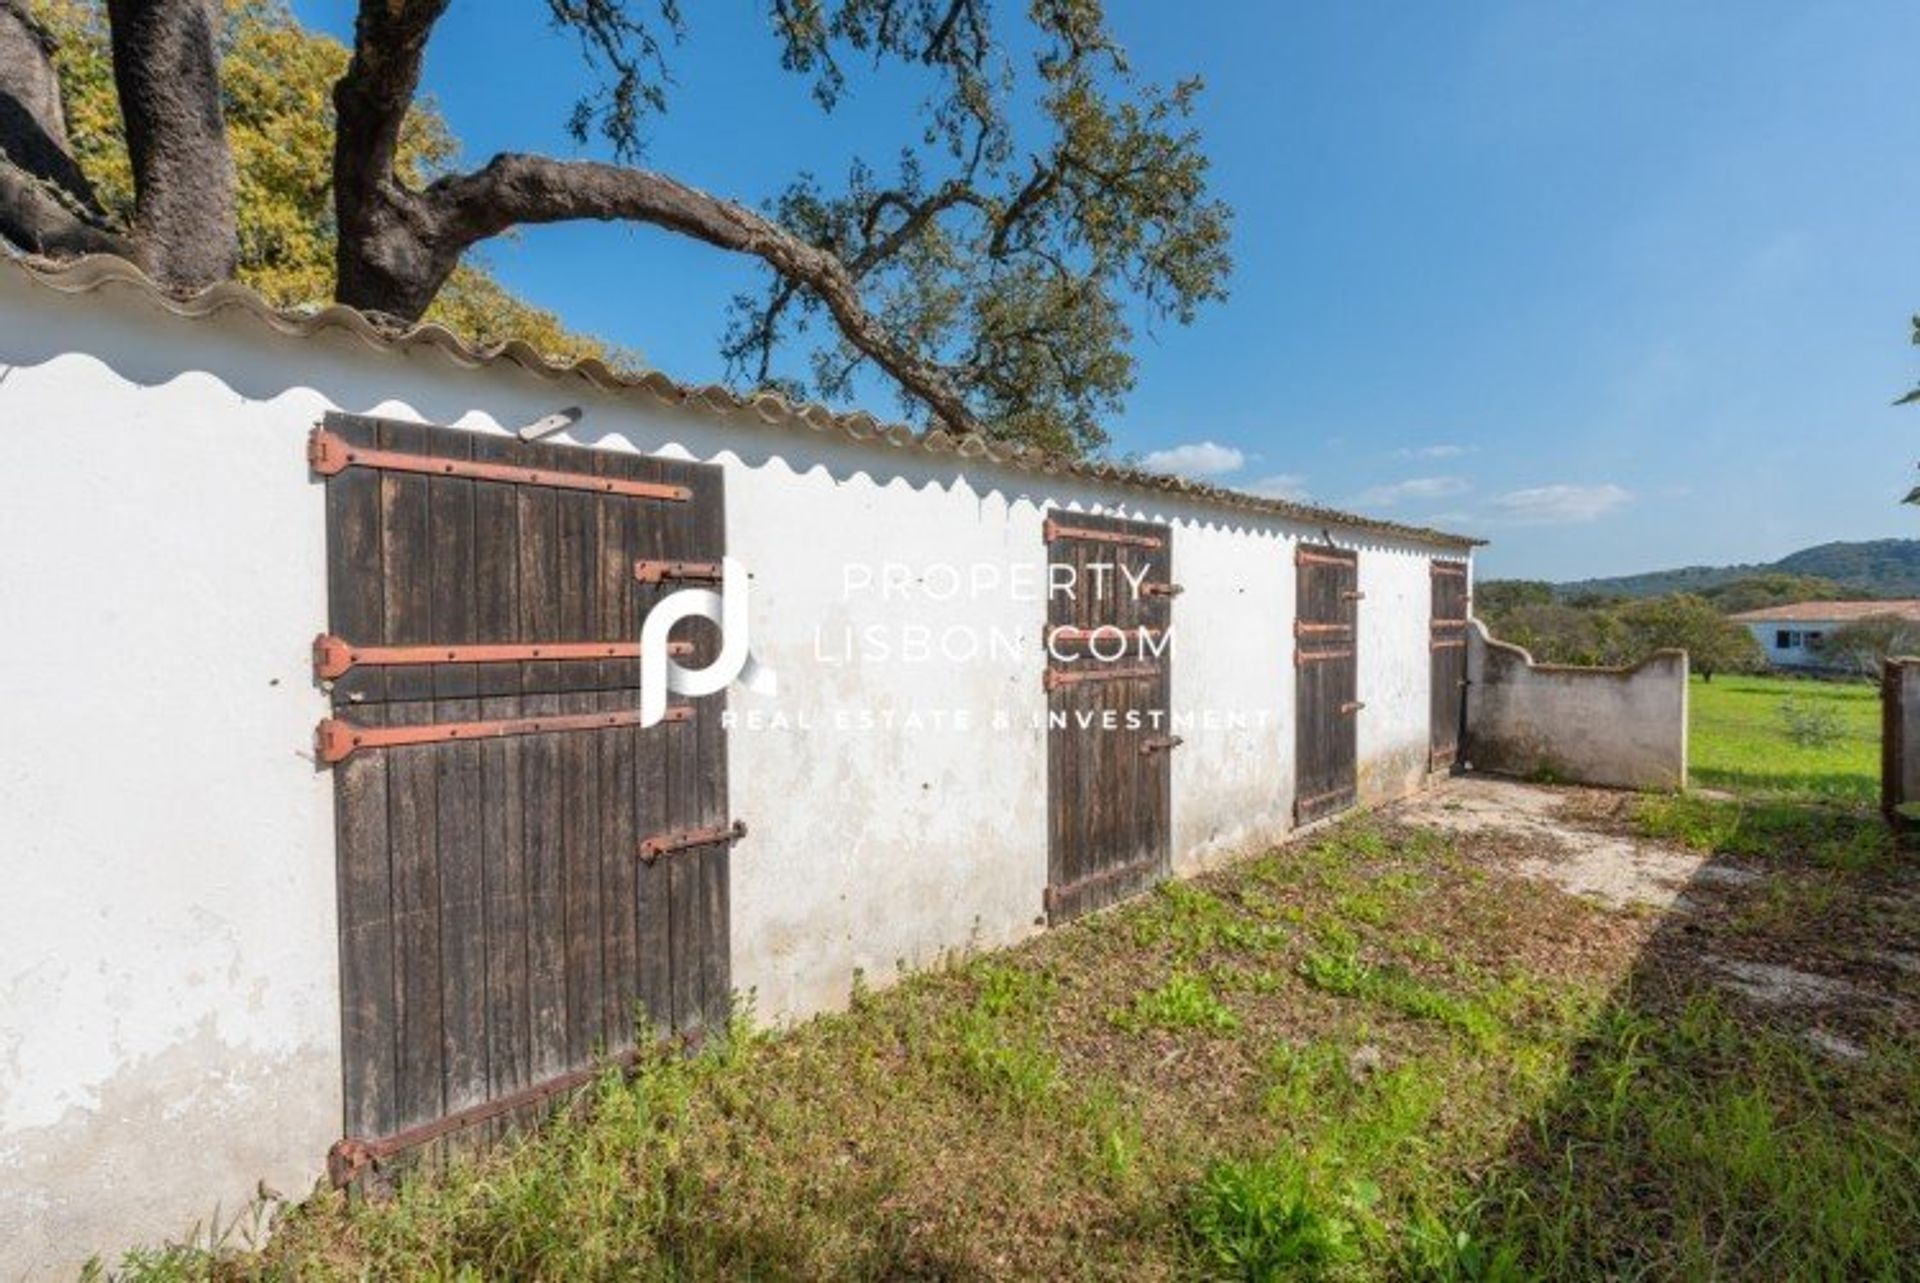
[115, 772, 1920, 1280]
[1392, 775, 1917, 1059]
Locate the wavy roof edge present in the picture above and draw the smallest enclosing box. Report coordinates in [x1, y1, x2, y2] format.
[2, 249, 1483, 550]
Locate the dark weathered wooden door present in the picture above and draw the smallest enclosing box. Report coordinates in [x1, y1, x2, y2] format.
[314, 411, 733, 1180]
[1429, 560, 1469, 771]
[1294, 544, 1359, 824]
[1044, 512, 1175, 923]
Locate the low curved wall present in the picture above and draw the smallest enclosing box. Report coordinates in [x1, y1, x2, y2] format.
[1465, 620, 1687, 791]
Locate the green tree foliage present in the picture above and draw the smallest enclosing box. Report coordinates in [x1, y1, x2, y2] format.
[30, 0, 619, 362]
[1699, 574, 1851, 615]
[1614, 594, 1763, 681]
[1478, 588, 1764, 677]
[1814, 614, 1920, 677]
[1487, 603, 1627, 668]
[1471, 580, 1555, 617]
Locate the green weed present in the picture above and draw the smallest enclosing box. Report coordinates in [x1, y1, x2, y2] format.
[1298, 951, 1500, 1045]
[1113, 968, 1241, 1034]
[1136, 881, 1290, 955]
[1182, 1155, 1359, 1279]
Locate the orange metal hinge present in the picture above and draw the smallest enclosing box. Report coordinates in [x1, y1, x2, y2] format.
[1044, 663, 1161, 691]
[316, 707, 689, 765]
[312, 634, 690, 681]
[1294, 648, 1354, 667]
[307, 427, 690, 501]
[1042, 517, 1164, 549]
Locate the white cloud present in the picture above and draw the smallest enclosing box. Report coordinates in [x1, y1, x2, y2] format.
[1140, 440, 1246, 478]
[1243, 473, 1312, 502]
[1352, 475, 1471, 507]
[1394, 443, 1473, 460]
[1486, 483, 1632, 524]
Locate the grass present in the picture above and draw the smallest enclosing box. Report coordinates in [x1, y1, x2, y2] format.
[103, 804, 1919, 1281]
[1689, 673, 1879, 803]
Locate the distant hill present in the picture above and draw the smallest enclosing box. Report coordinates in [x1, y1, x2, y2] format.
[1545, 540, 1920, 601]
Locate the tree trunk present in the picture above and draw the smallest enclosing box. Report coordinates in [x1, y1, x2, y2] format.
[104, 0, 237, 287]
[0, 0, 131, 258]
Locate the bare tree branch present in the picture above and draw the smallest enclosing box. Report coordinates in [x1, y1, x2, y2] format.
[429, 155, 979, 432]
[325, 0, 1226, 451]
[329, 0, 979, 432]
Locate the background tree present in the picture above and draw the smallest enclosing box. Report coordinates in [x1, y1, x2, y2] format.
[1615, 593, 1762, 681]
[1471, 579, 1555, 618]
[1814, 613, 1920, 677]
[1476, 585, 1768, 676]
[1484, 602, 1628, 667]
[1699, 573, 1850, 615]
[0, 0, 1234, 454]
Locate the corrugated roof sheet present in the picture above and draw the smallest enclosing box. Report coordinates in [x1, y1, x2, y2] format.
[1, 249, 1483, 549]
[1727, 600, 1920, 624]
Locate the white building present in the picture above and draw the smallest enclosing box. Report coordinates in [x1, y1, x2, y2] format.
[1726, 600, 1920, 669]
[0, 250, 1490, 1276]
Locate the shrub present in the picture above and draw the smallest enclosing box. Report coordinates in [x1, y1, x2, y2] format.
[1778, 697, 1844, 749]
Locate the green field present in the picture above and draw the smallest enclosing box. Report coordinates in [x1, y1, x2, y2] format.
[1689, 673, 1880, 803]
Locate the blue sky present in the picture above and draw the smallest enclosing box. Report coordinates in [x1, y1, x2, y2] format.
[296, 1, 1920, 580]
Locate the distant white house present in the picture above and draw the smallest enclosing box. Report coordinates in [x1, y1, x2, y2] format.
[1726, 600, 1920, 670]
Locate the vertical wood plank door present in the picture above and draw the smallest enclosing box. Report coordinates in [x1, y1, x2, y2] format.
[1429, 560, 1470, 771]
[1043, 511, 1174, 924]
[1294, 545, 1359, 824]
[318, 412, 731, 1175]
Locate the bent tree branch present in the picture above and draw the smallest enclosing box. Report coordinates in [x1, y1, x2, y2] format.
[330, 0, 1228, 448]
[332, 0, 977, 433]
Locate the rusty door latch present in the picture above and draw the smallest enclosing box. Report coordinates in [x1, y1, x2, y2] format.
[639, 819, 748, 863]
[634, 560, 723, 585]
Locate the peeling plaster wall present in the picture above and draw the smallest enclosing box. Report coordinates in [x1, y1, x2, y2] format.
[0, 268, 1468, 1277]
[1465, 621, 1688, 791]
[0, 306, 343, 1280]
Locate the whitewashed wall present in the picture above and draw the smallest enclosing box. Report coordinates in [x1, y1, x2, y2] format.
[0, 263, 1469, 1278]
[1465, 621, 1687, 790]
[1355, 541, 1442, 804]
